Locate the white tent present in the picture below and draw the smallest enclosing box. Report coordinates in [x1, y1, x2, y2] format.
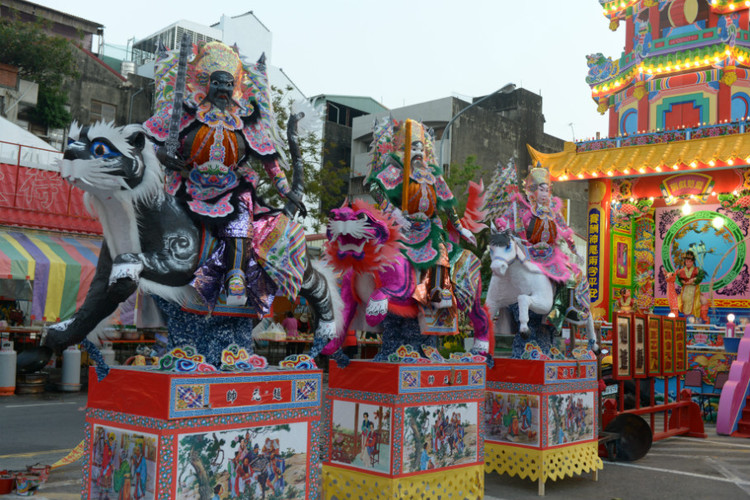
[0, 115, 61, 171]
[0, 115, 55, 149]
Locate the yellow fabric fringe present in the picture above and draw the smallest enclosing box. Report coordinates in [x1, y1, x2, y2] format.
[323, 464, 485, 500]
[484, 441, 602, 483]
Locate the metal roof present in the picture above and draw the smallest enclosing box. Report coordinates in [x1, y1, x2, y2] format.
[313, 95, 389, 115]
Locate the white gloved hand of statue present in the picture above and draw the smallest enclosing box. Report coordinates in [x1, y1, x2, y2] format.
[459, 225, 477, 246]
[390, 207, 411, 230]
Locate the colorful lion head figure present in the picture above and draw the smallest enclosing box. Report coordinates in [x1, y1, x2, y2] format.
[325, 199, 404, 275]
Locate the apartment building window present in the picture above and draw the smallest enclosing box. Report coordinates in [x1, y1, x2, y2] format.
[91, 100, 117, 123]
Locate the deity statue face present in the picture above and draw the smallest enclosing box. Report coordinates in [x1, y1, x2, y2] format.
[534, 183, 551, 207]
[683, 252, 695, 268]
[410, 140, 425, 170]
[207, 70, 235, 111]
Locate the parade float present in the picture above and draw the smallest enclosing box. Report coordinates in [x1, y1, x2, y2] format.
[529, 0, 750, 434]
[83, 352, 323, 499]
[47, 36, 335, 499]
[319, 118, 490, 499]
[480, 161, 602, 495]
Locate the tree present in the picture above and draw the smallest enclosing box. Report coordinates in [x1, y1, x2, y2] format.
[444, 154, 493, 293]
[0, 14, 77, 129]
[252, 85, 344, 233]
[445, 154, 483, 209]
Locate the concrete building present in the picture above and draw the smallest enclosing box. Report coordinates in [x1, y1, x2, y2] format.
[350, 88, 589, 236]
[130, 12, 305, 105]
[0, 0, 154, 149]
[311, 95, 389, 215]
[0, 0, 102, 52]
[0, 63, 38, 123]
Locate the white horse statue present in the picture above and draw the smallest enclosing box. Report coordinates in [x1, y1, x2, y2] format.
[486, 226, 597, 358]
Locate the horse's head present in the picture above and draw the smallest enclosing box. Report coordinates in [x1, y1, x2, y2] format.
[59, 121, 161, 204]
[489, 225, 516, 277]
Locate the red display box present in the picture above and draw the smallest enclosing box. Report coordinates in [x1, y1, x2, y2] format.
[484, 358, 602, 495]
[322, 360, 486, 499]
[82, 366, 322, 500]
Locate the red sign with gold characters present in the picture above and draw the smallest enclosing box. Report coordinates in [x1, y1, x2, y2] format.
[556, 365, 587, 380]
[210, 380, 293, 409]
[659, 173, 714, 199]
[662, 317, 675, 376]
[673, 318, 687, 374]
[419, 368, 470, 388]
[646, 315, 662, 376]
[633, 314, 648, 378]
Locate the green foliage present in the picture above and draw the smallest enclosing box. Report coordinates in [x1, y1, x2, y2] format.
[444, 155, 493, 292]
[178, 434, 221, 476]
[445, 155, 482, 208]
[718, 190, 750, 213]
[0, 14, 78, 129]
[31, 86, 72, 129]
[439, 335, 467, 358]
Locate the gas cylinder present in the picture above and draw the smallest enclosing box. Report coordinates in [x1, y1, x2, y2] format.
[0, 340, 16, 396]
[60, 344, 81, 392]
[101, 341, 116, 366]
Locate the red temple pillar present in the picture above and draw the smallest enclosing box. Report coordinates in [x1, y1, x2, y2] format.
[649, 6, 660, 39]
[625, 14, 635, 53]
[718, 66, 735, 123]
[636, 82, 650, 132]
[608, 104, 619, 137]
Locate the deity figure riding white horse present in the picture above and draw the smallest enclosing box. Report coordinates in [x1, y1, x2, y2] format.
[486, 225, 597, 357]
[482, 160, 596, 358]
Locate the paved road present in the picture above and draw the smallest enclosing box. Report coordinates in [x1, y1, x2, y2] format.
[2, 391, 750, 499]
[485, 431, 750, 499]
[0, 391, 87, 499]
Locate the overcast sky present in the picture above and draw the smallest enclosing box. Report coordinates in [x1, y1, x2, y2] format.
[29, 0, 624, 142]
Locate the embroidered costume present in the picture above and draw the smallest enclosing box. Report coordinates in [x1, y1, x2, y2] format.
[144, 41, 304, 311]
[366, 118, 473, 311]
[491, 163, 590, 330]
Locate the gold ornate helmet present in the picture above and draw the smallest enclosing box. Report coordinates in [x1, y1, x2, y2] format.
[524, 163, 551, 197]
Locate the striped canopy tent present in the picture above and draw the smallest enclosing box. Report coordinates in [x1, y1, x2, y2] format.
[0, 230, 101, 322]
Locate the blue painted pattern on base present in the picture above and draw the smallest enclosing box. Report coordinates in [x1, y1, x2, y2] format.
[86, 406, 320, 431]
[508, 303, 555, 358]
[374, 313, 437, 361]
[157, 435, 174, 499]
[326, 387, 485, 406]
[486, 380, 598, 393]
[154, 295, 256, 367]
[393, 407, 404, 474]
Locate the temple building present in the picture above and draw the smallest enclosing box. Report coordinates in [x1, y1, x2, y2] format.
[530, 0, 750, 335]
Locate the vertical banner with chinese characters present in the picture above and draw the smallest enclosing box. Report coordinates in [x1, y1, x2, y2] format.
[674, 318, 687, 373]
[588, 208, 602, 308]
[633, 314, 648, 378]
[613, 312, 633, 380]
[587, 179, 611, 320]
[662, 317, 675, 376]
[646, 315, 662, 376]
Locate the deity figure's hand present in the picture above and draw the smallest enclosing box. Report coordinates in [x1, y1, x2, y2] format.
[459, 225, 477, 246]
[284, 191, 307, 218]
[156, 146, 186, 172]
